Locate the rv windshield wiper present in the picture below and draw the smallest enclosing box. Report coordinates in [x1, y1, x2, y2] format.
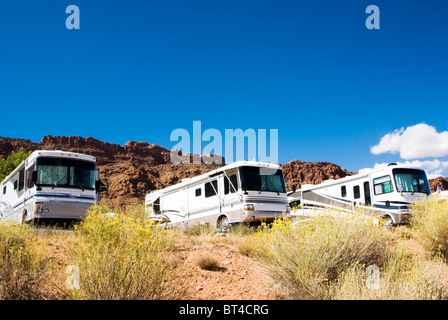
[258, 181, 266, 194]
[52, 175, 67, 189]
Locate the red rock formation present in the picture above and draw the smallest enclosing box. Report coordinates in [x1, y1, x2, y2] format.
[429, 176, 448, 193]
[282, 160, 356, 191]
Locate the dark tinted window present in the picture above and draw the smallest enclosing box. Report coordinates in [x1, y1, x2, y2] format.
[341, 186, 347, 197]
[18, 168, 25, 191]
[205, 180, 218, 198]
[353, 185, 360, 199]
[224, 174, 238, 194]
[239, 167, 286, 193]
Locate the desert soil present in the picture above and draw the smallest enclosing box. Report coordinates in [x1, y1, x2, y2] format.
[173, 234, 275, 300]
[43, 229, 275, 300]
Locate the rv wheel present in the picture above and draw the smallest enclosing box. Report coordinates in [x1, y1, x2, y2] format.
[22, 211, 27, 225]
[217, 216, 229, 231]
[380, 215, 394, 228]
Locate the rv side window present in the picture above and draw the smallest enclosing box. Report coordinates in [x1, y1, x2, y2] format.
[224, 174, 237, 194]
[373, 175, 394, 195]
[353, 185, 360, 199]
[205, 180, 218, 198]
[195, 188, 201, 197]
[3, 186, 6, 194]
[341, 186, 347, 197]
[18, 168, 25, 191]
[153, 198, 160, 213]
[26, 165, 35, 188]
[364, 181, 371, 205]
[14, 181, 18, 190]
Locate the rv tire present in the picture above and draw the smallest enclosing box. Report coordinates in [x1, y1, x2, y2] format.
[217, 215, 230, 231]
[22, 211, 28, 225]
[380, 215, 394, 228]
[21, 210, 34, 226]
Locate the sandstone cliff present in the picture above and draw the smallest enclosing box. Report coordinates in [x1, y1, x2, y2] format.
[281, 159, 357, 191]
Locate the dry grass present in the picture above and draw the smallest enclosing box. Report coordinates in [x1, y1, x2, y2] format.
[410, 196, 448, 259]
[67, 204, 184, 300]
[253, 211, 448, 300]
[2, 198, 448, 300]
[253, 214, 390, 299]
[0, 221, 60, 299]
[196, 254, 221, 271]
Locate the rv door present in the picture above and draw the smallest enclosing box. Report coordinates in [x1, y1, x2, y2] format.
[223, 172, 240, 220]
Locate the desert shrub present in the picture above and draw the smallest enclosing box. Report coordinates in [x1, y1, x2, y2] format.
[184, 223, 217, 236]
[0, 221, 54, 299]
[254, 214, 391, 299]
[196, 254, 221, 271]
[331, 246, 448, 300]
[410, 196, 448, 259]
[68, 205, 183, 300]
[228, 223, 257, 237]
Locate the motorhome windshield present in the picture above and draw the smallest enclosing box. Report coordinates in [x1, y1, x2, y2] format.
[239, 166, 286, 193]
[36, 157, 96, 190]
[393, 168, 431, 194]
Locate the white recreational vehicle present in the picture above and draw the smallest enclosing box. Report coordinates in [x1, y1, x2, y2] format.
[145, 161, 289, 229]
[0, 150, 107, 223]
[287, 163, 431, 226]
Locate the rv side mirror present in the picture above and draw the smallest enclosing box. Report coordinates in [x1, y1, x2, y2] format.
[31, 171, 38, 183]
[96, 180, 108, 193]
[291, 185, 296, 193]
[242, 181, 248, 195]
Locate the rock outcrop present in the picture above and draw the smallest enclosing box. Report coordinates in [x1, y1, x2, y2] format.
[281, 160, 356, 191]
[429, 176, 448, 193]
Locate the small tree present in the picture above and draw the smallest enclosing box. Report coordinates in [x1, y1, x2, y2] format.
[0, 147, 32, 182]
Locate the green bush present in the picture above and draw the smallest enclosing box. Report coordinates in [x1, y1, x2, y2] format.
[0, 147, 32, 182]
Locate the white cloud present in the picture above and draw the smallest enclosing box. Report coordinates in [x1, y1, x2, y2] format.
[370, 123, 448, 160]
[373, 159, 448, 179]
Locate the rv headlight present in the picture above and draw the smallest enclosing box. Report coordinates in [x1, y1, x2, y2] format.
[35, 202, 43, 214]
[244, 204, 254, 211]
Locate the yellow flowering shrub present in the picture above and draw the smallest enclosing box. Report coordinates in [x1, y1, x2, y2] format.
[410, 196, 448, 259]
[69, 204, 181, 300]
[254, 214, 390, 299]
[0, 221, 52, 299]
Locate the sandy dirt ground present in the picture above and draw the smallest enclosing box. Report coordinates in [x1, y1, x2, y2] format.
[171, 234, 276, 300]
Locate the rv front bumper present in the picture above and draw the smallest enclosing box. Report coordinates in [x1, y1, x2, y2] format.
[241, 210, 289, 223]
[390, 212, 412, 225]
[34, 201, 91, 220]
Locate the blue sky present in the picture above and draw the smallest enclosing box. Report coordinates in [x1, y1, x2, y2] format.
[1, 1, 447, 176]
